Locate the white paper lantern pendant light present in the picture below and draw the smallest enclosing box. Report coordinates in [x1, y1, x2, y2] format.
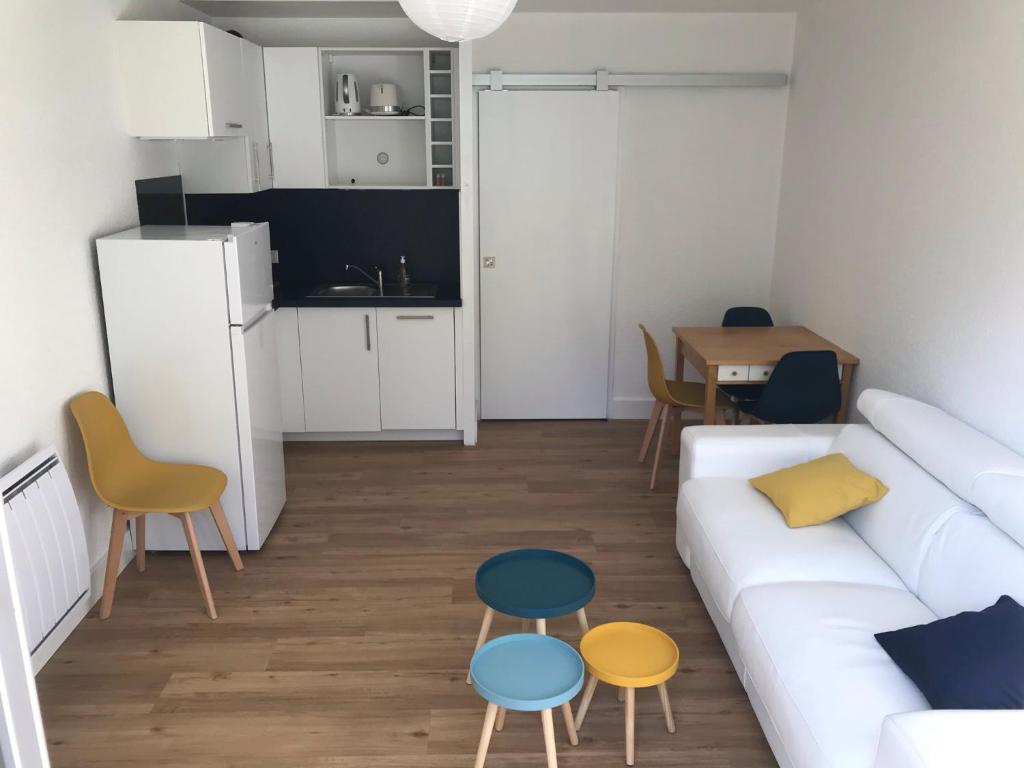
[399, 0, 518, 43]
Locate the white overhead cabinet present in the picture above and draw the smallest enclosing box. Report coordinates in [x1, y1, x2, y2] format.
[114, 21, 272, 193]
[287, 308, 457, 434]
[264, 47, 327, 188]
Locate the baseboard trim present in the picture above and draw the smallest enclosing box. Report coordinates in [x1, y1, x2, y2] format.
[608, 397, 656, 420]
[285, 430, 464, 442]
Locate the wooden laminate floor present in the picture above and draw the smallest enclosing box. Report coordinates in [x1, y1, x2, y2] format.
[36, 421, 775, 768]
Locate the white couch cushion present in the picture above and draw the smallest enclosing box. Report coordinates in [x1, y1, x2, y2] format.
[678, 478, 905, 620]
[874, 710, 1024, 768]
[917, 510, 1024, 618]
[831, 424, 976, 592]
[732, 582, 935, 768]
[859, 389, 1024, 549]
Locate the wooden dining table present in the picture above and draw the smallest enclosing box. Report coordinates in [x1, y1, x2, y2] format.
[672, 325, 860, 426]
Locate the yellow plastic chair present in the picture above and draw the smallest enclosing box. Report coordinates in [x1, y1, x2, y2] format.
[638, 325, 733, 490]
[70, 391, 243, 620]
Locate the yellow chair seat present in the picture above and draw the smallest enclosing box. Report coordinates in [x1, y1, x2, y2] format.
[100, 461, 227, 514]
[664, 379, 733, 410]
[580, 622, 679, 688]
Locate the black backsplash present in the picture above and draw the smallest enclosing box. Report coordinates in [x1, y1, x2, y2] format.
[136, 175, 186, 225]
[184, 189, 460, 288]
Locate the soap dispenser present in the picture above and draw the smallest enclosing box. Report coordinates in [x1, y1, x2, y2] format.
[397, 255, 412, 296]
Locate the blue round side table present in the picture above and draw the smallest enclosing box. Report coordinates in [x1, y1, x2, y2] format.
[470, 633, 584, 768]
[466, 548, 596, 685]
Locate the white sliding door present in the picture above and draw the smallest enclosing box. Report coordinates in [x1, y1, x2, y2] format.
[479, 90, 620, 419]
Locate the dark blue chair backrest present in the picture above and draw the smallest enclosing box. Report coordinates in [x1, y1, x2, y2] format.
[753, 350, 841, 424]
[722, 307, 774, 327]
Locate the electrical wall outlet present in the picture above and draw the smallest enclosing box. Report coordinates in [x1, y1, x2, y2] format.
[483, 256, 496, 268]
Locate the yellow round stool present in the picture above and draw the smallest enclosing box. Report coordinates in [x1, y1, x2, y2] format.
[574, 622, 679, 766]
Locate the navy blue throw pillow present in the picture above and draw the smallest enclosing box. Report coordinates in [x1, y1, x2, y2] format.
[875, 595, 1024, 710]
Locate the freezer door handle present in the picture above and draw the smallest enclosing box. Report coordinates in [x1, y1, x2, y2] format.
[364, 314, 371, 351]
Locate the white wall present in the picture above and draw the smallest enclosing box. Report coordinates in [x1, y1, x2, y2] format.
[770, 1, 1024, 452]
[0, 0, 205, 587]
[474, 13, 796, 417]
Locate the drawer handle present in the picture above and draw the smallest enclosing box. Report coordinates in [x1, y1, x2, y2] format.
[364, 314, 371, 351]
[730, 371, 738, 377]
[226, 122, 243, 129]
[396, 315, 434, 320]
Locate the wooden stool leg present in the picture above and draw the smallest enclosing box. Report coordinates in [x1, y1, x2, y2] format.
[638, 402, 662, 462]
[657, 682, 676, 733]
[625, 687, 636, 766]
[536, 618, 547, 635]
[576, 607, 590, 633]
[209, 500, 244, 571]
[618, 687, 626, 702]
[541, 708, 558, 768]
[135, 514, 146, 573]
[99, 511, 128, 620]
[560, 701, 579, 746]
[649, 405, 669, 490]
[473, 702, 498, 768]
[495, 707, 507, 732]
[574, 675, 599, 730]
[180, 512, 217, 620]
[467, 606, 495, 684]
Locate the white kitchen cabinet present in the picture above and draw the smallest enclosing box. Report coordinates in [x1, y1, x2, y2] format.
[264, 47, 327, 188]
[298, 308, 382, 432]
[274, 308, 306, 432]
[114, 21, 246, 138]
[377, 308, 456, 430]
[242, 39, 273, 190]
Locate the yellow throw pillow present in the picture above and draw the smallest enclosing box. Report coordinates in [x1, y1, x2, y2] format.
[749, 453, 889, 528]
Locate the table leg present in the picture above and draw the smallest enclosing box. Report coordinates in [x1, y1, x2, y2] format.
[474, 702, 498, 768]
[836, 364, 854, 423]
[703, 365, 719, 425]
[541, 708, 558, 768]
[575, 608, 590, 633]
[467, 606, 494, 684]
[674, 337, 685, 382]
[495, 706, 507, 732]
[560, 701, 579, 746]
[536, 618, 547, 635]
[657, 682, 676, 734]
[625, 687, 636, 766]
[575, 675, 599, 730]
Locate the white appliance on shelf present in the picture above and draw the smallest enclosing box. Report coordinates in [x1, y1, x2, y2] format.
[96, 223, 286, 552]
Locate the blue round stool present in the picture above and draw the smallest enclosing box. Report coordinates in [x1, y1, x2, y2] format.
[466, 549, 596, 684]
[470, 633, 584, 768]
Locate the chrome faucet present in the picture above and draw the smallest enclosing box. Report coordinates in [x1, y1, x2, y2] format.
[345, 264, 383, 296]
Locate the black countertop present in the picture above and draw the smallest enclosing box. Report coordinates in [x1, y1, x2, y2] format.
[274, 281, 462, 309]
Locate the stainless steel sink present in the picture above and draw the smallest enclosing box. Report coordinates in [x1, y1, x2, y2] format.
[307, 284, 378, 298]
[306, 282, 440, 299]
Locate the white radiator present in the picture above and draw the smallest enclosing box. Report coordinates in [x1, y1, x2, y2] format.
[1, 448, 90, 672]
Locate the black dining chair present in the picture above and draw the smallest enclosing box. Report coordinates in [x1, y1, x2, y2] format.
[721, 306, 774, 328]
[720, 306, 774, 403]
[738, 350, 841, 424]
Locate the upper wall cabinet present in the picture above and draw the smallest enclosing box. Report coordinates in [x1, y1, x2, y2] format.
[264, 47, 327, 189]
[115, 21, 249, 138]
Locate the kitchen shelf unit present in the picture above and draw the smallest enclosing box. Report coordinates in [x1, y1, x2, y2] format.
[319, 47, 459, 189]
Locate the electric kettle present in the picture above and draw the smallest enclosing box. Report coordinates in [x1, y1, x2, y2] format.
[335, 73, 360, 115]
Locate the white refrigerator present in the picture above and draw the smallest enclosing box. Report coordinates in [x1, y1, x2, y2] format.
[97, 223, 286, 551]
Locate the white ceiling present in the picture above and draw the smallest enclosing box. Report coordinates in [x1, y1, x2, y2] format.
[183, 0, 808, 19]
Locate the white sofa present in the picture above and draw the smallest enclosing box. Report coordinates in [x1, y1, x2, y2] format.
[676, 389, 1024, 768]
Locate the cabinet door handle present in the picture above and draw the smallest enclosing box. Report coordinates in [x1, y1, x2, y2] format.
[268, 142, 275, 180]
[252, 144, 260, 188]
[396, 315, 434, 320]
[226, 122, 243, 129]
[364, 314, 371, 350]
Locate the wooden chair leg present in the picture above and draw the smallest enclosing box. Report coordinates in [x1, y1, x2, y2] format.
[180, 512, 218, 620]
[649, 405, 670, 490]
[135, 514, 146, 573]
[495, 706, 507, 732]
[99, 511, 128, 620]
[467, 606, 495, 684]
[657, 682, 676, 733]
[574, 675, 599, 730]
[560, 701, 579, 746]
[536, 617, 547, 635]
[625, 687, 636, 766]
[576, 607, 590, 633]
[209, 500, 244, 571]
[541, 708, 558, 768]
[638, 402, 663, 462]
[473, 702, 498, 768]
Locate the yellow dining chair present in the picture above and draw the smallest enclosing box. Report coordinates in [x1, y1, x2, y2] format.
[638, 325, 734, 490]
[70, 391, 243, 620]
